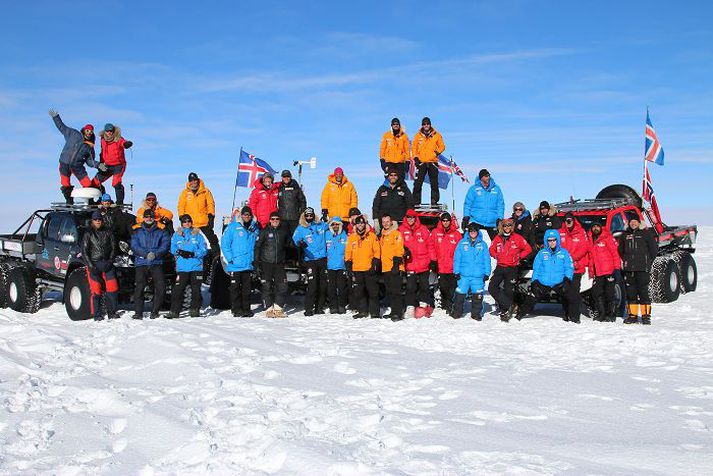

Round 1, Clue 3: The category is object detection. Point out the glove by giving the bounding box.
[496,218,502,228]
[321,209,329,222]
[208,214,215,229]
[159,216,170,225]
[414,157,421,167]
[403,247,411,260]
[483,275,489,282]
[97,162,109,172]
[345,261,353,273]
[371,258,381,274]
[461,217,470,231]
[391,257,402,275]
[298,240,308,248]
[429,261,438,273]
[48,108,58,118]
[123,141,133,149]
[146,252,156,262]
[454,273,461,281]
[178,250,195,258]
[380,158,386,172]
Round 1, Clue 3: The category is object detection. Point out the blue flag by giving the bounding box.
[406,154,453,189]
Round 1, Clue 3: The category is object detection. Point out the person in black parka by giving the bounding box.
[619,216,658,325]
[277,169,307,237]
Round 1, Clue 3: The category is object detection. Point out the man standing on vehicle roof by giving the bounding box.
[462,169,504,240]
[558,212,589,323]
[345,215,381,319]
[489,217,531,321]
[518,229,579,322]
[588,222,621,322]
[166,214,207,319]
[82,211,119,321]
[428,212,462,315]
[255,211,290,318]
[411,117,445,205]
[178,172,219,253]
[131,209,171,319]
[619,216,657,325]
[372,167,413,226]
[93,123,133,205]
[530,201,562,250]
[379,118,410,180]
[136,192,174,234]
[48,109,100,204]
[221,206,260,318]
[293,207,329,316]
[321,167,358,221]
[277,169,307,237]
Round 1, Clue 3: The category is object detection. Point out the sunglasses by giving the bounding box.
[441,218,451,222]
[514,208,524,211]
[503,223,513,227]
[547,238,557,241]
[270,217,280,221]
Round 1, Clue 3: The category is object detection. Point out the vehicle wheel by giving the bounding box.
[6,266,40,314]
[650,256,680,303]
[596,184,643,209]
[671,251,697,293]
[64,268,92,320]
[612,278,625,318]
[209,255,231,310]
[202,251,215,286]
[0,261,12,308]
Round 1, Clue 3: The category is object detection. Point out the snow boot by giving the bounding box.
[115,183,125,205]
[470,294,483,321]
[242,309,254,318]
[641,305,651,325]
[132,313,143,320]
[61,186,74,204]
[388,313,404,321]
[93,314,105,321]
[423,305,434,318]
[108,312,120,320]
[624,315,639,324]
[451,293,466,319]
[642,315,651,325]
[353,312,368,319]
[189,308,200,318]
[165,311,179,319]
[150,312,160,319]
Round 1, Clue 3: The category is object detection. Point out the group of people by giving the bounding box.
[59,113,657,324]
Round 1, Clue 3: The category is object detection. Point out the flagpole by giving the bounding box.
[231,146,243,213]
[450,155,456,215]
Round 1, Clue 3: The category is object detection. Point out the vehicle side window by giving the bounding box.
[624,209,641,227]
[59,215,78,241]
[610,213,625,233]
[46,214,62,241]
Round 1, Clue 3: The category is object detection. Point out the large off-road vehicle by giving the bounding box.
[516,184,697,318]
[0,189,182,320]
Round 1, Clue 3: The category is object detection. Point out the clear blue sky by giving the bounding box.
[1,0,712,230]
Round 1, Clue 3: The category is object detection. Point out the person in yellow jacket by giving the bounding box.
[345,215,381,318]
[135,192,174,234]
[178,172,219,252]
[379,117,410,180]
[321,167,358,221]
[411,116,445,205]
[379,213,406,321]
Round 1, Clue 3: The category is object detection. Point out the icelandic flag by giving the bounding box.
[406,154,453,189]
[645,110,665,165]
[643,161,664,232]
[236,149,278,188]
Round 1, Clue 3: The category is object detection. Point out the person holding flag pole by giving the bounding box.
[232,148,279,228]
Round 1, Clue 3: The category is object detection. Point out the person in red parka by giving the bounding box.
[588,222,621,322]
[248,172,280,228]
[399,209,433,315]
[93,123,133,204]
[489,217,532,321]
[558,212,589,323]
[427,212,461,314]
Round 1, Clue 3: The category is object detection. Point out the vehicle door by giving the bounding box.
[35,212,64,276]
[56,213,81,276]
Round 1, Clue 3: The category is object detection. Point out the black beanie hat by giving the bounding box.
[241,206,253,216]
[539,200,550,209]
[391,117,400,125]
[188,172,199,182]
[348,207,361,217]
[421,116,431,125]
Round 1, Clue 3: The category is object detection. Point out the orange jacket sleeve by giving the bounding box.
[206,189,216,216]
[435,132,445,156]
[321,183,329,212]
[372,233,381,260]
[178,190,187,217]
[345,235,354,263]
[401,133,410,162]
[411,132,420,159]
[379,133,387,160]
[349,182,358,210]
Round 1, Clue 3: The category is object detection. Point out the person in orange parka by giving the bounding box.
[321,167,358,221]
[587,222,622,322]
[345,215,381,319]
[178,172,219,252]
[135,192,174,234]
[379,213,405,321]
[428,212,462,315]
[411,117,445,205]
[248,172,280,228]
[399,208,433,315]
[379,118,410,180]
[558,212,590,321]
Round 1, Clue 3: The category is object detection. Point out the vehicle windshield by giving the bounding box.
[573,215,607,231]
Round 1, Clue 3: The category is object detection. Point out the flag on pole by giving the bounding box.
[643,161,664,231]
[645,110,665,165]
[236,149,278,188]
[450,157,470,183]
[406,154,456,189]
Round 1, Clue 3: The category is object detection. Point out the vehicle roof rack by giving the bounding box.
[49,202,134,212]
[554,198,631,212]
[413,203,449,213]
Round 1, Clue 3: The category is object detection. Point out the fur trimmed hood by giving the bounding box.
[100,125,123,142]
[533,204,558,218]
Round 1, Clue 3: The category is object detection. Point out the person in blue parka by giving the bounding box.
[462,168,504,240]
[518,228,580,323]
[166,214,207,319]
[325,216,349,314]
[452,222,492,320]
[221,206,260,317]
[293,207,329,316]
[131,209,171,319]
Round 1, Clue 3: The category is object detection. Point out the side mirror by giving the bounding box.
[60,234,75,244]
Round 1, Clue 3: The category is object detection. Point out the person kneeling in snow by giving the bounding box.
[166,214,207,319]
[518,229,579,322]
[452,223,491,320]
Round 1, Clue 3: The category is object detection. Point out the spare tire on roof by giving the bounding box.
[596,184,642,209]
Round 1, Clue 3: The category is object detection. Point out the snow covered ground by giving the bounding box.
[1,228,712,475]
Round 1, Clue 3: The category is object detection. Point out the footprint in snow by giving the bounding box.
[333,362,356,374]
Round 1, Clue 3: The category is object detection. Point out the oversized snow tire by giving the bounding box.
[64,268,93,321]
[202,251,215,286]
[671,251,697,294]
[583,279,624,320]
[209,255,231,310]
[0,261,11,308]
[6,266,40,314]
[650,256,680,303]
[596,184,643,209]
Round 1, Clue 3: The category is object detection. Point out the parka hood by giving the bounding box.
[176,226,200,237]
[533,204,558,218]
[328,216,344,234]
[327,173,351,186]
[543,229,562,249]
[100,125,122,142]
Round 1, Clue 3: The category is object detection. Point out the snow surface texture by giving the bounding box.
[1,229,712,475]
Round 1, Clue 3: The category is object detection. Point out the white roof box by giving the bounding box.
[71,187,102,201]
